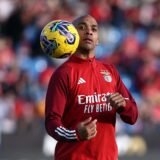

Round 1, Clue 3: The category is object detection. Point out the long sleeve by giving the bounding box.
[45,68,78,141]
[113,66,138,125]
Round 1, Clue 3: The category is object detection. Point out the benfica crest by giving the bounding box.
[100,70,112,82]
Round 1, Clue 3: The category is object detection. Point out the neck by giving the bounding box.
[75,50,95,59]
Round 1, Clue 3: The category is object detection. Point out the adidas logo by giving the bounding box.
[78,77,86,84]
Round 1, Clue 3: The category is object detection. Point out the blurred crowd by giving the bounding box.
[0,0,160,158]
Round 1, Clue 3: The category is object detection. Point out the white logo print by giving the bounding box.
[100,70,112,82]
[78,77,86,84]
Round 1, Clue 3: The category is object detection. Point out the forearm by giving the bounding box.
[45,115,78,142]
[117,100,138,125]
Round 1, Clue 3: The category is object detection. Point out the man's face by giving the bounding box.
[74,15,99,52]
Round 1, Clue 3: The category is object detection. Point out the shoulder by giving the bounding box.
[51,58,73,79]
[96,60,118,72]
[96,60,120,81]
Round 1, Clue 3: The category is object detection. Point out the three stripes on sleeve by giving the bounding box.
[55,126,77,140]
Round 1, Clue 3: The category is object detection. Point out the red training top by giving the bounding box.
[45,55,138,160]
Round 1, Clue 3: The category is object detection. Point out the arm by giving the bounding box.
[110,66,138,125]
[45,69,97,142]
[45,69,78,141]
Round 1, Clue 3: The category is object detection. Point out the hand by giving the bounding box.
[108,92,126,109]
[76,117,97,140]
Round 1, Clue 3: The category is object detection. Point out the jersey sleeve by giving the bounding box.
[112,65,138,125]
[45,68,78,142]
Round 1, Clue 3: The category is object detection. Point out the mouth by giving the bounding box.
[83,38,93,44]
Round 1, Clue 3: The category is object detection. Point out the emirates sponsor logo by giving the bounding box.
[77,92,113,113]
[78,92,110,104]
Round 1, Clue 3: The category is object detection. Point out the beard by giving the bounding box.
[77,42,95,53]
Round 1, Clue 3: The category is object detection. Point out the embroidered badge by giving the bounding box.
[100,70,112,82]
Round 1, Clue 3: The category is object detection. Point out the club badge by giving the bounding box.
[100,70,112,82]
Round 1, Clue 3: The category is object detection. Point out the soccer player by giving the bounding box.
[45,15,138,160]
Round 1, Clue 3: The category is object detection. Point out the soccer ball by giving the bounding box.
[40,20,79,58]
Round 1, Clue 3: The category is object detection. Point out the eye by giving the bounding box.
[78,25,86,30]
[92,27,98,32]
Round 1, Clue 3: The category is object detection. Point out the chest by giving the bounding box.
[64,62,117,122]
[70,63,117,95]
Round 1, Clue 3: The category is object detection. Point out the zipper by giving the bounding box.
[89,60,100,92]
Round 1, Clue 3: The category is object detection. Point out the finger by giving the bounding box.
[82,117,92,125]
[110,93,123,100]
[111,98,126,108]
[88,124,97,132]
[110,97,122,103]
[84,126,96,139]
[109,94,124,104]
[89,127,97,134]
[117,100,126,107]
[110,93,122,99]
[88,122,97,131]
[90,119,97,125]
[85,119,97,136]
[112,97,124,104]
[109,93,119,99]
[87,130,97,140]
[86,119,97,128]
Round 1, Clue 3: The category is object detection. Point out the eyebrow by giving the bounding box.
[78,22,98,28]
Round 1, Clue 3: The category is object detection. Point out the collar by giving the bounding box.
[70,54,96,63]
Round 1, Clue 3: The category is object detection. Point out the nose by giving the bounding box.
[86,27,93,35]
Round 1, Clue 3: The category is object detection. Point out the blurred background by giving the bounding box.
[0,0,160,160]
